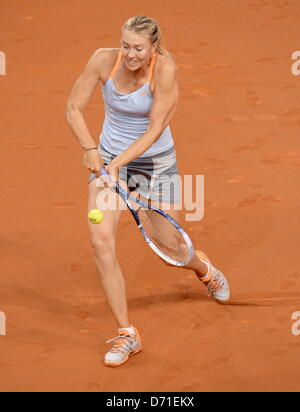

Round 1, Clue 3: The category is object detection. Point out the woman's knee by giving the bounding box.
[90,232,116,260]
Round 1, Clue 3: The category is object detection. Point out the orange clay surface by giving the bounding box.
[1,0,300,392]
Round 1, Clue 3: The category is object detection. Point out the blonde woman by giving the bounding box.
[66,15,230,367]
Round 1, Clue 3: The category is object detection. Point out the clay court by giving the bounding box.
[1,0,300,392]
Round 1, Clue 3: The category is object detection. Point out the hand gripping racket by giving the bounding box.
[101,168,194,266]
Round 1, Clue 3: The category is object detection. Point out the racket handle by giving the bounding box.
[101,168,108,176]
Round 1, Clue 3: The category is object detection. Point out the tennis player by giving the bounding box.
[66,15,230,367]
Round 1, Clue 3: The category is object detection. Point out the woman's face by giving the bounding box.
[120,30,155,71]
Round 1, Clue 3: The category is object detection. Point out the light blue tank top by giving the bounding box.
[100,50,174,158]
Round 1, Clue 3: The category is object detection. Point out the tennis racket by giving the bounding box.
[101,168,194,266]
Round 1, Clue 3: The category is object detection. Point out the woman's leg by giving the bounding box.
[88,179,132,329]
[88,178,143,367]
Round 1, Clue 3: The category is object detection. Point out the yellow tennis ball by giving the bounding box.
[88,209,104,224]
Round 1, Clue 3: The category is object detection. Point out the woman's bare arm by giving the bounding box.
[66,48,104,149]
[66,49,109,174]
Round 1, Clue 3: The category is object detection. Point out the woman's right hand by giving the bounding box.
[83,149,103,176]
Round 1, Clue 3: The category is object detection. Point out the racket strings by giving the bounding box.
[137,208,191,264]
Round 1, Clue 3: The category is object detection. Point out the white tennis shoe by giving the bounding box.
[196,251,231,303]
[104,327,142,367]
